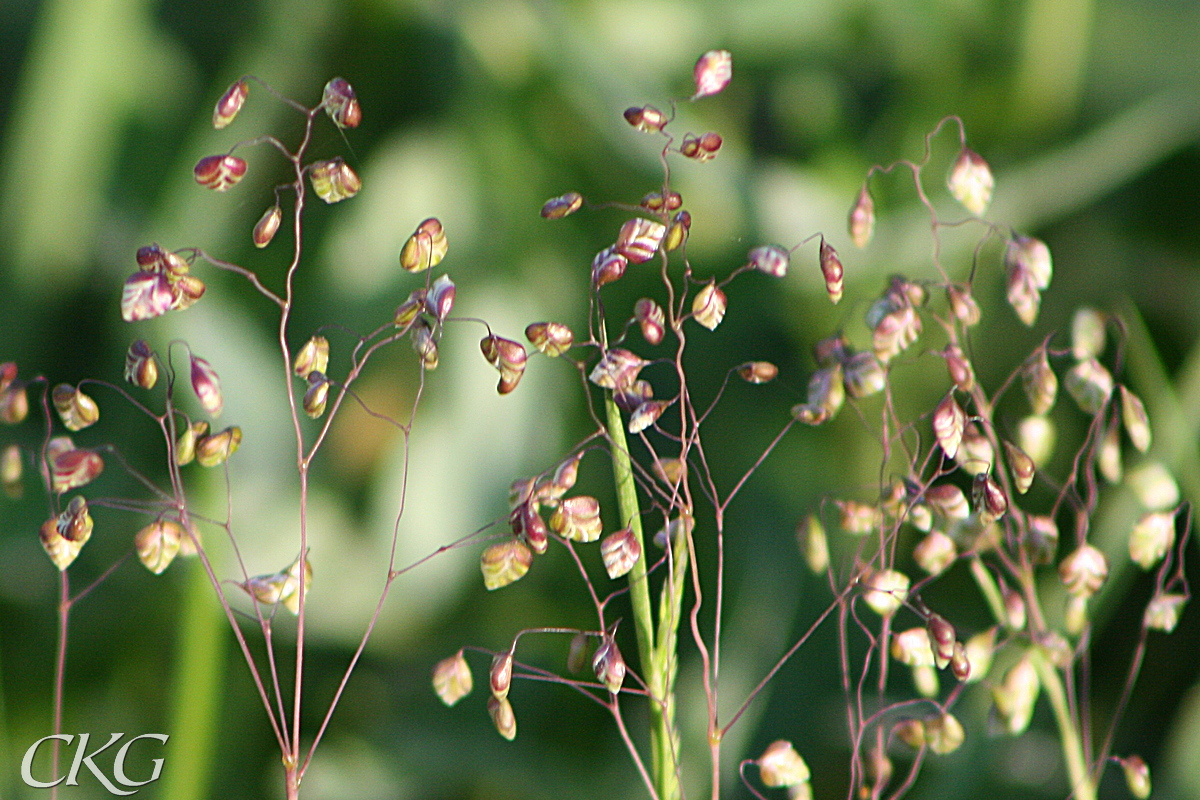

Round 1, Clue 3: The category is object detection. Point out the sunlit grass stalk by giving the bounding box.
[969,553,1095,800]
[1030,648,1096,800]
[604,391,681,800]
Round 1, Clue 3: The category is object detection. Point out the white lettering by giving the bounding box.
[113,734,169,788]
[20,734,73,789]
[21,733,169,795]
[66,733,135,796]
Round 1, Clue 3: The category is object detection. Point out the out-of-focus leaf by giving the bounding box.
[0,0,186,290]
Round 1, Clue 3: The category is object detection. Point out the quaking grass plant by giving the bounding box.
[432,50,1190,800]
[0,75,490,799]
[0,45,1188,800]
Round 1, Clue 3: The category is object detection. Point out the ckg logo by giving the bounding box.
[21,733,169,795]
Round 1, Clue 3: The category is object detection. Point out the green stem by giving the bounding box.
[654,522,688,797]
[1030,647,1096,800]
[605,393,679,800]
[969,556,1007,627]
[970,559,1095,800]
[160,562,226,800]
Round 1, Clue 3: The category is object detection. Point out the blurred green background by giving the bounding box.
[2,0,1200,798]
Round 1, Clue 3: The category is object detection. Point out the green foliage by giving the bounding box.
[2,2,1200,799]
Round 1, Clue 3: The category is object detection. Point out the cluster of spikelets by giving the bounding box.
[431,52,855,795]
[0,43,1178,800]
[426,47,1182,800]
[0,76,378,607]
[788,127,1180,800]
[430,47,744,744]
[794,293,1178,787]
[1,352,236,573]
